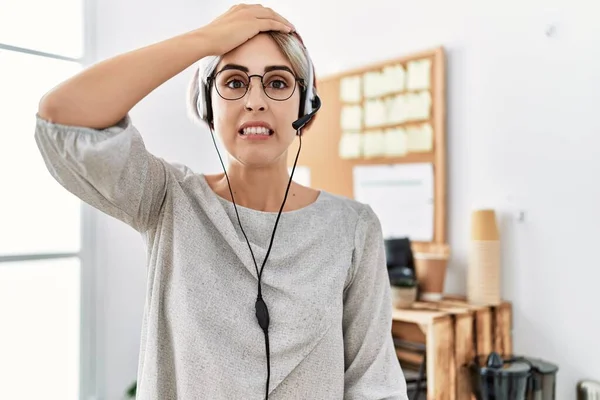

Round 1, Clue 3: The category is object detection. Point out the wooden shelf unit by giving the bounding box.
[392,297,513,400]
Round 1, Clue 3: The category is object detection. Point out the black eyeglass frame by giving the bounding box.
[207,69,306,102]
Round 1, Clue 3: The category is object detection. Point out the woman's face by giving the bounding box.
[211,33,302,168]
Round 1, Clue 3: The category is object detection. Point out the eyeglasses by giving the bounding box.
[209,68,305,102]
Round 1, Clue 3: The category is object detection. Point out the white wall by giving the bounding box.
[89,0,600,399]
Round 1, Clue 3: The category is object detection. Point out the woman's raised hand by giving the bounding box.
[200,4,296,56]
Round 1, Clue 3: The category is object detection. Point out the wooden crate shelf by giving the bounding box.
[392,297,513,400]
[392,308,455,400]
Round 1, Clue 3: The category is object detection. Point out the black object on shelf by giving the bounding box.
[386,237,417,289]
[577,380,600,400]
[469,353,530,400]
[389,266,417,288]
[523,356,559,400]
[469,352,559,400]
[385,238,415,271]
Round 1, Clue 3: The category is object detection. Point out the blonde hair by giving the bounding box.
[186,31,314,127]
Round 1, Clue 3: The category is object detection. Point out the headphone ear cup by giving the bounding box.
[205,83,213,128]
[298,87,307,119]
[298,81,316,119]
[196,78,213,128]
[311,94,319,110]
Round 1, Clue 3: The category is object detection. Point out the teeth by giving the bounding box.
[242,127,271,135]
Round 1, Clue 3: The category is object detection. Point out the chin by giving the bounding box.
[233,148,283,168]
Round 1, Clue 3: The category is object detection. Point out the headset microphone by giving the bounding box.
[292,95,321,131]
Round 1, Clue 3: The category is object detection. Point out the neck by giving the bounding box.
[220,160,296,212]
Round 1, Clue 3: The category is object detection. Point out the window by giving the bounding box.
[0,51,82,256]
[0,1,90,399]
[0,0,84,58]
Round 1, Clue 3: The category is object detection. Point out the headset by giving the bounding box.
[195,32,321,400]
[196,34,321,134]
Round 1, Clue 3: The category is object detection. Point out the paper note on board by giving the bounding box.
[384,128,407,157]
[340,75,362,102]
[364,99,387,127]
[406,123,433,152]
[407,58,432,90]
[353,163,434,241]
[406,91,432,121]
[388,94,409,124]
[362,131,386,158]
[384,64,406,93]
[363,71,381,98]
[364,70,399,98]
[339,132,362,159]
[340,105,362,130]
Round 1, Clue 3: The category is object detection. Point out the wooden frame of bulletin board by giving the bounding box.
[288,47,447,250]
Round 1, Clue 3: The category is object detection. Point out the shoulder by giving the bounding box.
[319,190,375,216]
[317,191,380,232]
[321,192,383,247]
[150,160,215,199]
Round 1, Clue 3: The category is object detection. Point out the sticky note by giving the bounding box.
[384,64,406,92]
[341,105,362,130]
[362,130,386,158]
[364,99,386,127]
[339,132,363,159]
[406,123,434,152]
[340,76,362,103]
[387,94,409,124]
[406,91,432,121]
[407,58,432,90]
[384,128,407,157]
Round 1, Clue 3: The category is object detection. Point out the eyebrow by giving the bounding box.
[218,64,295,75]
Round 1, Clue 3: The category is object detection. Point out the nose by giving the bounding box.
[244,76,268,113]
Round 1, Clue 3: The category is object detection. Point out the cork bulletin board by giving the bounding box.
[288,47,447,249]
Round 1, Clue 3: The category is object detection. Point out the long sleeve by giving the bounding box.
[34,114,167,232]
[343,205,409,400]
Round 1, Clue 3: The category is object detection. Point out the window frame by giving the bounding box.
[0,0,100,399]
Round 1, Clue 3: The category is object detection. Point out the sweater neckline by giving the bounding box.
[199,173,325,216]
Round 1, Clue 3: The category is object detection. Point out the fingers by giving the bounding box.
[249,5,295,32]
[265,7,296,32]
[258,18,293,34]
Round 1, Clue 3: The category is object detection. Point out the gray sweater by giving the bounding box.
[34,114,408,400]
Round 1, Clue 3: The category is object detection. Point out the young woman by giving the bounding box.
[35,4,408,399]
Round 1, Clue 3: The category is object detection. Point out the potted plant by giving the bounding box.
[125,381,136,399]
